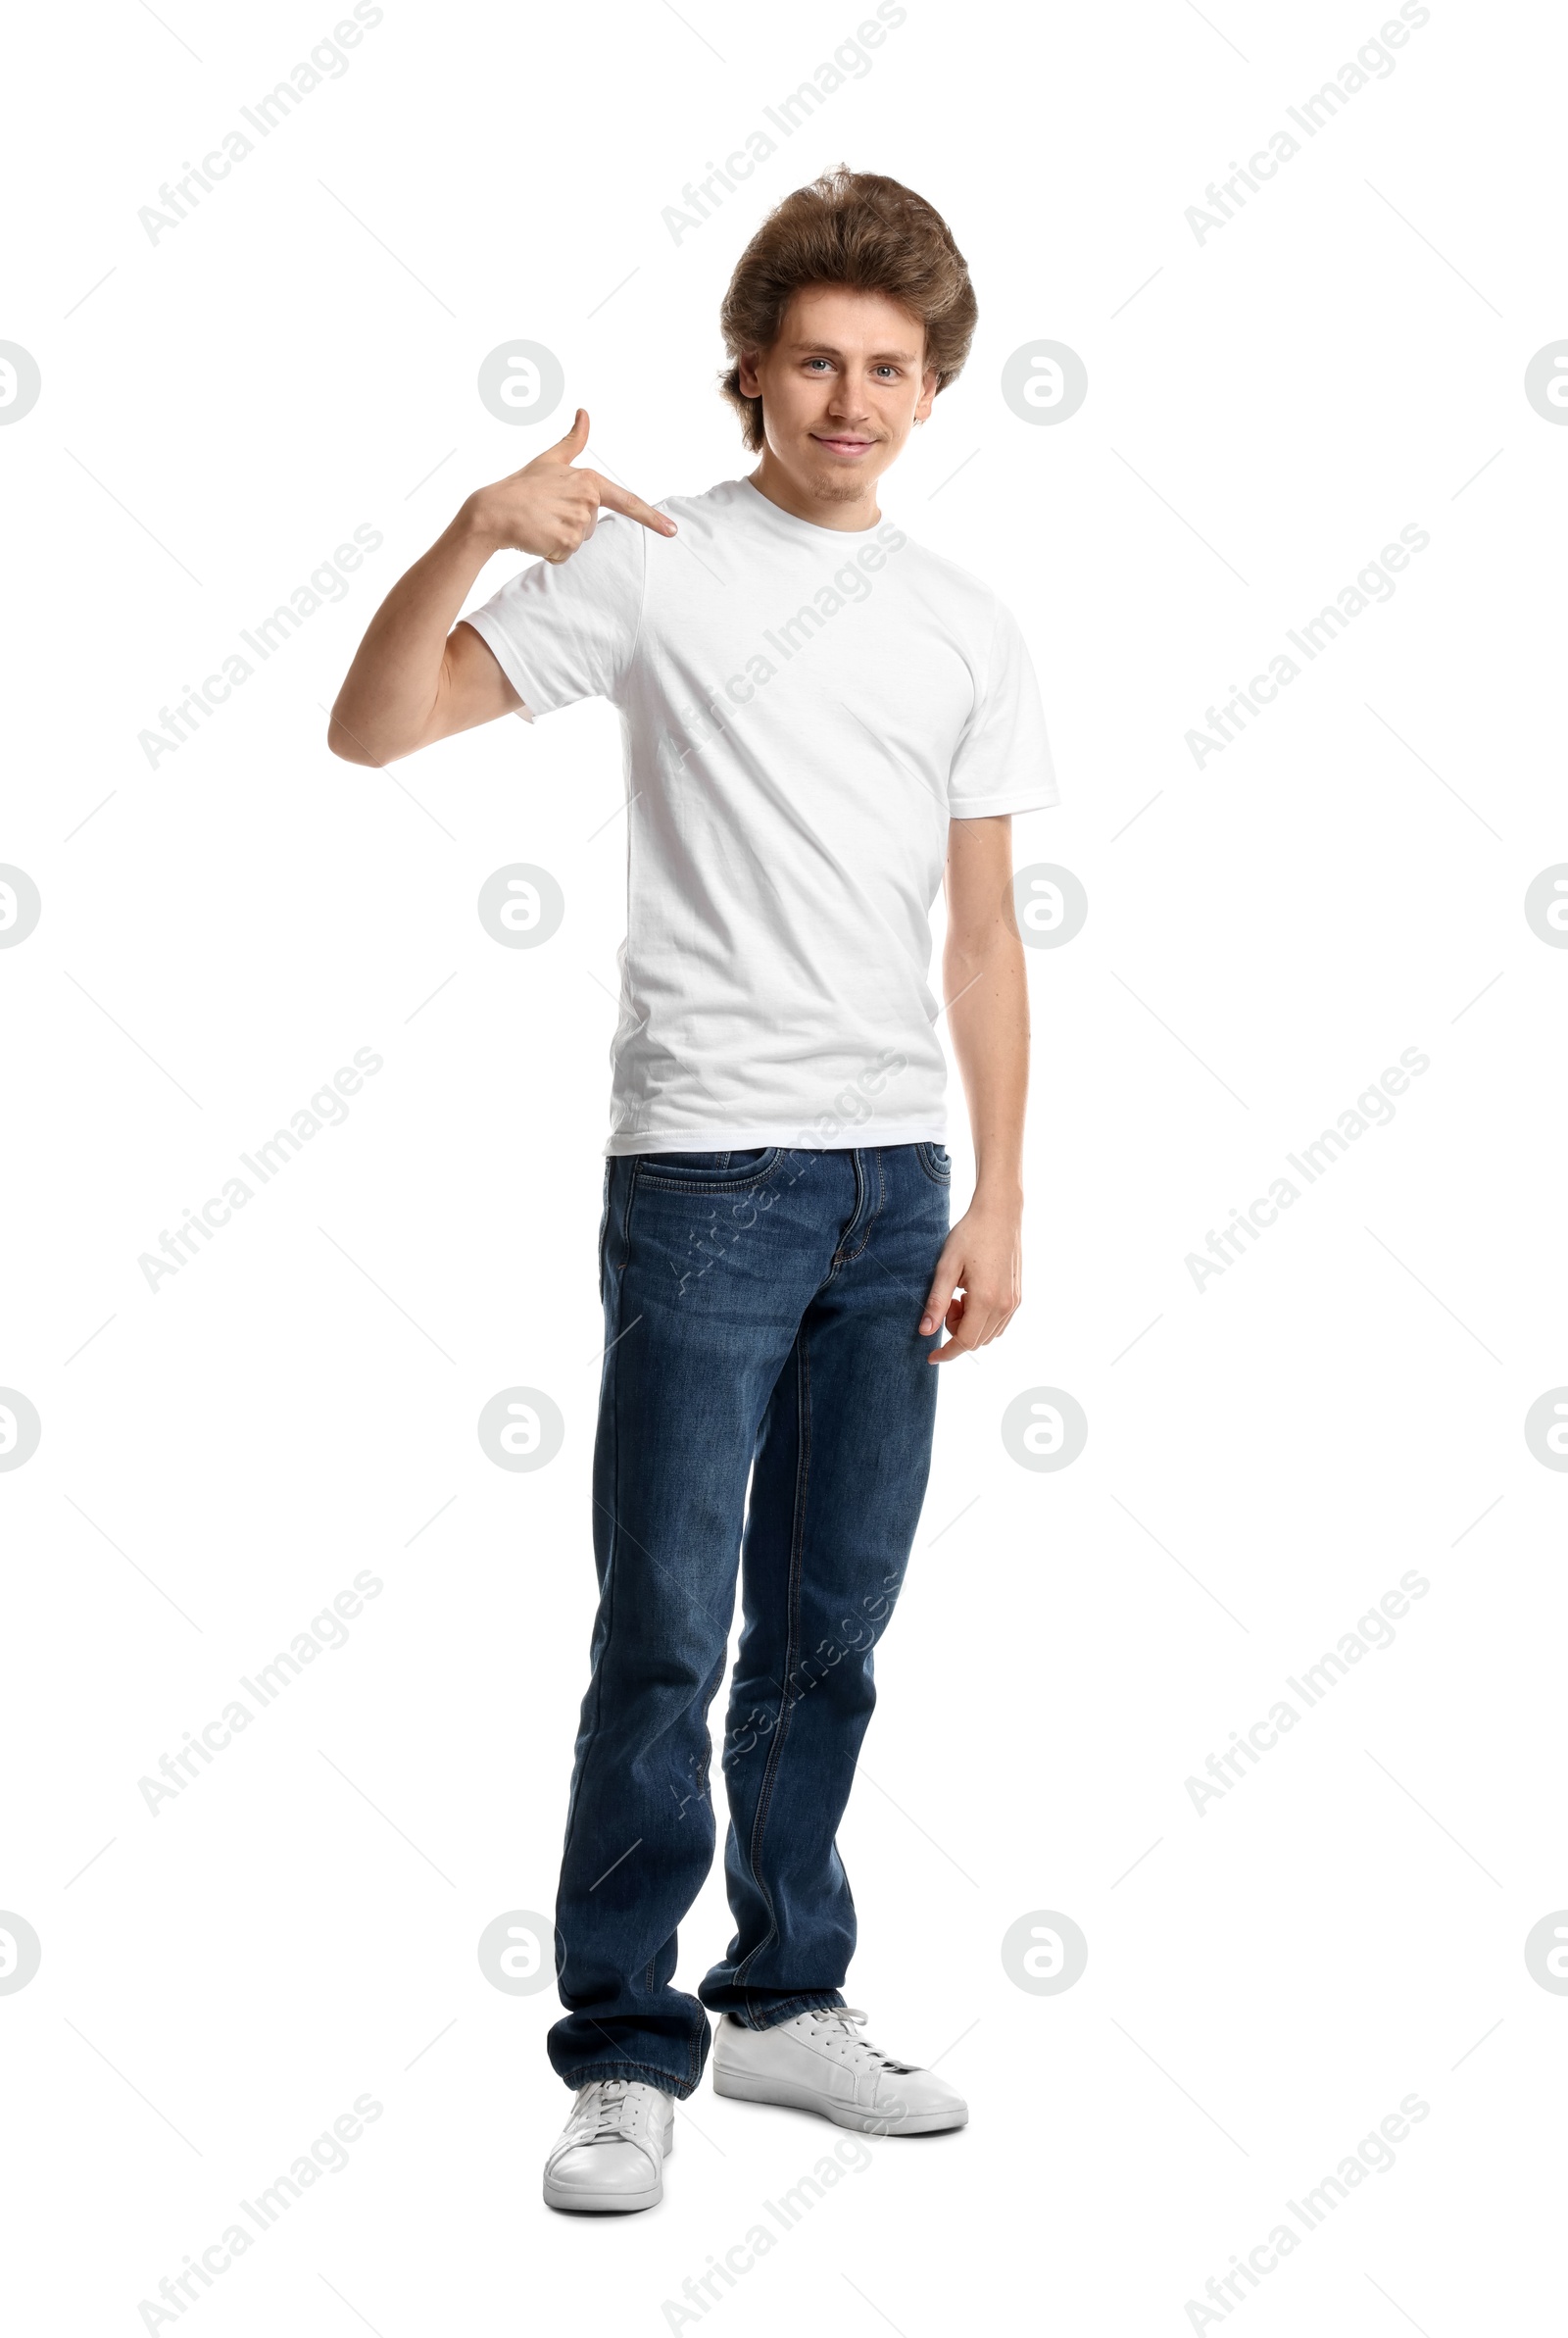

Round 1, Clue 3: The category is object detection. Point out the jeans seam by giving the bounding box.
[615,1156,643,1268]
[743,1990,847,2031]
[824,1149,863,1281]
[834,1147,887,1268]
[734,1327,811,1986]
[596,1162,612,1302]
[557,2056,699,2100]
[560,1173,625,1863]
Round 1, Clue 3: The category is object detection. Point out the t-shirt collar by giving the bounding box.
[736,474,887,543]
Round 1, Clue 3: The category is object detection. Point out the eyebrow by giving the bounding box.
[783,341,922,363]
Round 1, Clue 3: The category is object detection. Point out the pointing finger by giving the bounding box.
[594,476,677,536]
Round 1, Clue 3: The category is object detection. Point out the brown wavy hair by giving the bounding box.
[718,167,977,452]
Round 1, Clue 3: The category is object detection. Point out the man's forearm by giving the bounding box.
[329,419,675,768]
[327,500,500,765]
[943,928,1029,1199]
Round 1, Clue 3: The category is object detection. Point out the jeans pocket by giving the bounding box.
[636,1148,781,1187]
[916,1142,952,1184]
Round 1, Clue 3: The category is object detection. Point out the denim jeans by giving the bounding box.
[548,1142,952,2097]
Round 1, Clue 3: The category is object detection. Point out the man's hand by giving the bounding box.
[468,407,676,564]
[327,408,676,766]
[918,1191,1022,1364]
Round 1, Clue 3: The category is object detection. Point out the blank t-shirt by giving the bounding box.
[463,475,1057,1156]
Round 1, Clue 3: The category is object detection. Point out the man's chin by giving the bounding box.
[799,456,884,504]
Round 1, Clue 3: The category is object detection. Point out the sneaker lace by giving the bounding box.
[572,2079,651,2145]
[806,2007,917,2072]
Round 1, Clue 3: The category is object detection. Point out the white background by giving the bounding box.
[3,0,1564,2330]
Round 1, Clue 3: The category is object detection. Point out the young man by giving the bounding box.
[330,168,1057,2213]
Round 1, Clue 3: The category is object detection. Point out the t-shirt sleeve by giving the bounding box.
[947,596,1059,818]
[459,510,647,720]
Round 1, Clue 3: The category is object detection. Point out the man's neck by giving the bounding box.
[746,452,883,533]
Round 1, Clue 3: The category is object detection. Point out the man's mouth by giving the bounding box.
[810,432,878,456]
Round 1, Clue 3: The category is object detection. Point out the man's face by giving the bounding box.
[738,285,939,509]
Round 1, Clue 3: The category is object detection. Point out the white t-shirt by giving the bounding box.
[463,475,1057,1156]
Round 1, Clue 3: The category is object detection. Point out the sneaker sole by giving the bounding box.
[542,2129,671,2214]
[542,2171,663,2214]
[711,2067,966,2135]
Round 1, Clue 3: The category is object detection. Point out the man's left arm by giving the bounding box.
[919,814,1030,1365]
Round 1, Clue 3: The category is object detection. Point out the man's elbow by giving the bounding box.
[327,716,368,765]
[326,704,400,766]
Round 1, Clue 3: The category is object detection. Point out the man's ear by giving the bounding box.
[914,366,940,423]
[737,349,762,397]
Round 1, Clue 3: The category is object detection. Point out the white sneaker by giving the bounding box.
[542,2078,675,2213]
[710,2007,967,2135]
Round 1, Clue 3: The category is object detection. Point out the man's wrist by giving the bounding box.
[971,1171,1024,1211]
[454,491,508,558]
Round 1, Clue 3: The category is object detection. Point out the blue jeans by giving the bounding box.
[548,1142,952,2097]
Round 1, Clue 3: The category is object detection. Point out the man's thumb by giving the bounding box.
[919,1270,955,1336]
[540,406,589,463]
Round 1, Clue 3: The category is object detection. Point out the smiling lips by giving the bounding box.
[810,431,878,458]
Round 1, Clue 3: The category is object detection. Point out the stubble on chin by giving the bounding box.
[809,474,868,507]
[800,449,888,508]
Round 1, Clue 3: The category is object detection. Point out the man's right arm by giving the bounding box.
[326,408,675,768]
